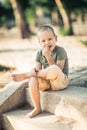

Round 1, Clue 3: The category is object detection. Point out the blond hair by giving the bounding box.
[38,25,56,36]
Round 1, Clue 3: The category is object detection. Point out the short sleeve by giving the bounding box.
[57,48,67,60]
[35,50,42,62]
[35,52,40,62]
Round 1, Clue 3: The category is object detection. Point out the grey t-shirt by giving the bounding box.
[35,45,69,76]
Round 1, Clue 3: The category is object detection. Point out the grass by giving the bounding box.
[59,26,73,36]
[80,40,87,46]
[0,64,15,72]
[0,65,15,89]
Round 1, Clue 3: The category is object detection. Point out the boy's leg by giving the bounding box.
[46,65,69,90]
[37,68,48,79]
[12,70,36,82]
[37,65,59,79]
[26,77,41,118]
[37,65,68,90]
[26,65,68,118]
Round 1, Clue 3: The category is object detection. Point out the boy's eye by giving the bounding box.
[41,38,52,43]
[49,38,52,41]
[41,40,45,42]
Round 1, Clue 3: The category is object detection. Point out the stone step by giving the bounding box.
[2,109,72,130]
[25,86,87,120]
[1,68,87,130]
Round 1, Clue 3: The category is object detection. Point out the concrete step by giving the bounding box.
[2,109,72,130]
[1,68,87,130]
[25,86,87,120]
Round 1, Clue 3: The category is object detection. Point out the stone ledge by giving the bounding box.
[25,86,87,119]
[0,80,29,114]
[1,67,87,129]
[69,68,87,80]
[0,80,28,130]
[2,109,72,130]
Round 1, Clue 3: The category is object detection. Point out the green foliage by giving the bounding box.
[25,0,56,25]
[28,0,56,9]
[63,0,87,14]
[18,0,30,10]
[0,16,6,26]
[1,0,87,35]
[25,8,36,24]
[0,2,14,26]
[1,0,11,9]
[0,65,14,72]
[59,26,73,36]
[80,40,87,46]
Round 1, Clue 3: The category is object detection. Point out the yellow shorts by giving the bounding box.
[38,65,69,91]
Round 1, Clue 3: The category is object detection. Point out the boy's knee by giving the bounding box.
[28,77,38,86]
[46,65,62,80]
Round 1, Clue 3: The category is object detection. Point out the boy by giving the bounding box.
[12,25,69,118]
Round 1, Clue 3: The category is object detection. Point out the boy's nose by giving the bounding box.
[46,41,49,44]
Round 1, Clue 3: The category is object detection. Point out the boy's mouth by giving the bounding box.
[48,45,52,49]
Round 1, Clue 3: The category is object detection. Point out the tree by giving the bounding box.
[10,0,31,38]
[55,0,70,33]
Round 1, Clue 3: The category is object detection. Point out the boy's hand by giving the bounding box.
[42,47,55,65]
[43,47,51,57]
[30,68,37,77]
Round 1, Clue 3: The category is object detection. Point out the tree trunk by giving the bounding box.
[51,10,58,25]
[55,0,70,31]
[10,0,31,38]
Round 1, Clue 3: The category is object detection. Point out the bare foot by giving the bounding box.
[12,74,26,82]
[12,69,37,82]
[26,108,41,118]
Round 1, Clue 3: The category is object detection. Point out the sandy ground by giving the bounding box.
[0,36,87,71]
[0,35,87,89]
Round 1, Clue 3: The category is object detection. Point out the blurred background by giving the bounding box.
[0,0,87,37]
[0,0,87,89]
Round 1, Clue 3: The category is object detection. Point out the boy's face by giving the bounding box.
[38,30,57,52]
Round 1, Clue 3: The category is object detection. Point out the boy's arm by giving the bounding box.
[34,62,42,71]
[56,60,65,70]
[43,47,55,65]
[43,47,66,71]
[45,54,65,70]
[45,53,65,70]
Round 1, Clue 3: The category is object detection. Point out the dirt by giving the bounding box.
[0,71,12,90]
